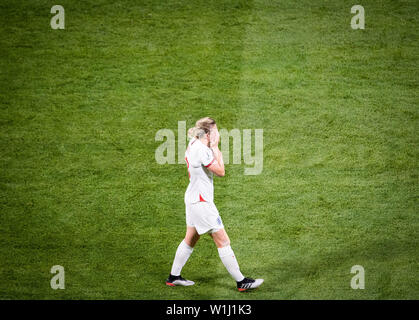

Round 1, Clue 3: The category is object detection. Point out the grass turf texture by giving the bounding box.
[0,0,418,299]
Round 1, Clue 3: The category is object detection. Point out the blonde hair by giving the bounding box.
[187,117,216,139]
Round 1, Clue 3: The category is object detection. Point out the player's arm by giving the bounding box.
[206,127,224,177]
[207,146,225,177]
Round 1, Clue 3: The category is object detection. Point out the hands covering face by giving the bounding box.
[209,126,220,148]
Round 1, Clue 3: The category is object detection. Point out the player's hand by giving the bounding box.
[209,127,220,148]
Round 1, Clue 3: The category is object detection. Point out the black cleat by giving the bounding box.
[237,277,264,292]
[166,274,195,287]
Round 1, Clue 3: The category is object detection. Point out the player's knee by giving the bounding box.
[210,229,230,248]
[218,238,230,248]
[222,240,231,247]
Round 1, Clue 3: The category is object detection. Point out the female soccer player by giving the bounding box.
[166,117,264,292]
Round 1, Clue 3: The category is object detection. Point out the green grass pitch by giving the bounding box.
[0,0,417,299]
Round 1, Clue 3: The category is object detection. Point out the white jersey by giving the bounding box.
[184,138,215,204]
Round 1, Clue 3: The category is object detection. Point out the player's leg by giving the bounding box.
[210,228,264,291]
[210,228,244,281]
[209,227,230,248]
[166,226,198,287]
[184,225,200,248]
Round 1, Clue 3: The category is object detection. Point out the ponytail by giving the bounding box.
[187,127,206,140]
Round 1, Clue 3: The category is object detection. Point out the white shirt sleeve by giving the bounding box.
[201,146,215,167]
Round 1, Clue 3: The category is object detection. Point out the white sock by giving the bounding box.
[170,240,194,276]
[218,245,245,282]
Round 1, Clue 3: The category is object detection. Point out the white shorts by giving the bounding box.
[185,202,224,235]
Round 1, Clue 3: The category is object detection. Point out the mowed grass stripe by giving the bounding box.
[224,0,418,299]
